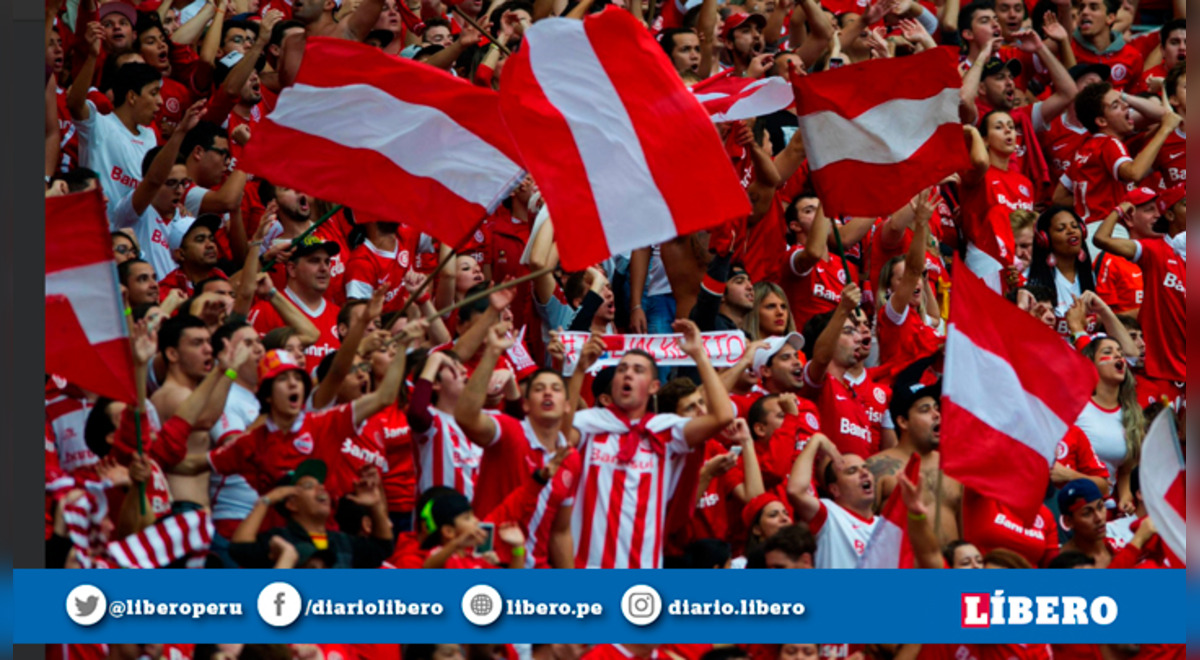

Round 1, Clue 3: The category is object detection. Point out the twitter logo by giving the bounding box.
[66,585,106,626]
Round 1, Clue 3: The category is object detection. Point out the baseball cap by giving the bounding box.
[400,44,423,59]
[1125,186,1159,208]
[981,56,1022,79]
[741,492,792,529]
[290,234,341,260]
[1068,62,1111,83]
[721,12,767,39]
[167,214,221,252]
[751,332,805,376]
[1156,184,1184,215]
[282,458,328,486]
[887,376,942,425]
[1057,478,1102,515]
[98,1,138,25]
[428,491,473,532]
[258,348,306,383]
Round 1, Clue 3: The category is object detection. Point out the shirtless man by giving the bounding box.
[864,374,962,545]
[151,315,219,509]
[277,0,388,89]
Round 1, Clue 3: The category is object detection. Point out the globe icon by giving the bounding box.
[470,593,493,616]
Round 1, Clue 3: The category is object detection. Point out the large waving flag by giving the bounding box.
[241,37,525,248]
[45,189,138,404]
[692,71,795,123]
[1139,407,1185,560]
[792,47,969,217]
[940,266,1098,522]
[499,8,750,271]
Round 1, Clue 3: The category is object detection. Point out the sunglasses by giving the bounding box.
[114,244,139,257]
[206,146,232,159]
[164,177,192,189]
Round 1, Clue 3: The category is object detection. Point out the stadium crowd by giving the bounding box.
[43,0,1185,586]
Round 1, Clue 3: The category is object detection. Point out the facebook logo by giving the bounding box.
[258,583,302,627]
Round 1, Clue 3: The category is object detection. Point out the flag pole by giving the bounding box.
[133,409,146,516]
[430,266,554,319]
[260,203,345,271]
[830,221,855,290]
[458,11,511,56]
[932,466,944,542]
[394,214,495,316]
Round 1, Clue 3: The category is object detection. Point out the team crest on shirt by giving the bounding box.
[873,388,887,404]
[294,432,315,455]
[836,269,847,284]
[1055,440,1068,460]
[166,97,180,114]
[398,250,410,269]
[560,470,574,490]
[1033,515,1045,529]
[805,412,820,429]
[1111,64,1128,81]
[474,230,485,243]
[52,374,69,390]
[1019,184,1031,197]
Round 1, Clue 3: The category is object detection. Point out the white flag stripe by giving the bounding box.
[857,518,903,568]
[163,515,187,558]
[1139,411,1185,558]
[271,83,523,209]
[107,542,131,567]
[703,79,794,123]
[942,323,1064,464]
[45,262,127,345]
[524,20,678,253]
[799,88,961,169]
[127,534,154,568]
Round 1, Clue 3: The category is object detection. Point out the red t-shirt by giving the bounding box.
[1093,251,1143,314]
[158,266,228,301]
[801,364,874,458]
[361,405,416,513]
[782,248,856,332]
[874,303,942,387]
[960,165,1034,270]
[1152,127,1186,189]
[1070,38,1145,91]
[343,237,417,313]
[387,531,426,568]
[248,291,342,363]
[848,371,891,451]
[472,412,566,519]
[156,76,193,137]
[1134,237,1185,381]
[1055,425,1110,480]
[961,489,1059,567]
[1064,134,1134,222]
[1039,113,1091,186]
[208,404,359,495]
[742,192,789,286]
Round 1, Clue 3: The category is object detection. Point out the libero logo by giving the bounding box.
[961,592,1118,627]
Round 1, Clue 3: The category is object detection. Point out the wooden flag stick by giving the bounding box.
[458,11,511,55]
[261,203,345,271]
[430,266,554,319]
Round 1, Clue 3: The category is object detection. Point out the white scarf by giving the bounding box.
[1165,231,1186,261]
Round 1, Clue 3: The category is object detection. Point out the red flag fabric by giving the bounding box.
[691,71,795,123]
[1139,407,1185,560]
[240,37,525,249]
[499,8,751,271]
[940,265,1099,522]
[45,189,137,404]
[856,453,920,568]
[791,47,970,218]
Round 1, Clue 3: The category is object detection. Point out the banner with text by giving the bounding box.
[560,331,747,376]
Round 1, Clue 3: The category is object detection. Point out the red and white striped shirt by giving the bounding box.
[570,408,692,569]
[414,408,483,500]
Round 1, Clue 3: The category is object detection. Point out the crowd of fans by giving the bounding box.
[43,0,1185,585]
[47,642,1188,660]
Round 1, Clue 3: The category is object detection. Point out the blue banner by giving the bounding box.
[14,569,1184,643]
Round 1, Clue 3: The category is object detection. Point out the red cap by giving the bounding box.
[1125,186,1159,208]
[258,349,304,383]
[138,0,163,12]
[98,1,138,25]
[721,12,767,39]
[1156,184,1185,216]
[741,492,792,530]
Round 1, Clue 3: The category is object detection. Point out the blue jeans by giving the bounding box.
[643,294,676,384]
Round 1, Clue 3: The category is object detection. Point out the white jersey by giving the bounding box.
[812,498,880,569]
[569,408,691,569]
[209,383,261,526]
[414,408,483,501]
[46,389,97,474]
[110,190,185,281]
[74,99,156,216]
[1075,401,1126,490]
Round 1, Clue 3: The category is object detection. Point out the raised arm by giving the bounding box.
[888,190,933,316]
[1118,107,1182,182]
[311,286,387,410]
[1092,202,1139,260]
[128,102,205,219]
[679,319,736,447]
[563,332,605,445]
[785,432,838,521]
[789,203,830,278]
[172,0,218,46]
[353,320,427,425]
[198,0,227,65]
[696,0,718,77]
[959,37,1001,125]
[1016,30,1077,122]
[455,323,513,446]
[794,0,834,65]
[899,469,945,568]
[1079,291,1138,357]
[341,0,387,41]
[66,22,104,121]
[803,282,861,386]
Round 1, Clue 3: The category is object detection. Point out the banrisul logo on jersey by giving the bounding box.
[961,592,1118,628]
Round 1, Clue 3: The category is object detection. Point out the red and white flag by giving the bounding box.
[1139,407,1185,560]
[940,266,1098,521]
[692,71,795,123]
[857,453,920,568]
[46,189,138,404]
[792,47,969,218]
[499,8,750,271]
[241,37,525,249]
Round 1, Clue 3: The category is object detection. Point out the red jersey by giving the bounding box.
[387,530,426,568]
[1093,251,1143,313]
[686,438,745,552]
[1152,127,1185,188]
[846,370,891,451]
[583,646,661,660]
[919,646,1052,660]
[343,237,416,313]
[801,363,874,458]
[486,212,535,347]
[961,489,1059,567]
[208,403,359,495]
[156,77,192,136]
[1055,425,1110,480]
[570,408,692,568]
[247,290,342,362]
[1039,113,1091,185]
[1065,133,1133,222]
[157,266,227,301]
[414,408,483,501]
[361,405,416,513]
[742,192,789,285]
[1070,38,1145,91]
[960,165,1034,273]
[875,302,942,387]
[224,104,262,171]
[1052,646,1102,660]
[1134,237,1185,381]
[54,87,81,172]
[782,248,855,331]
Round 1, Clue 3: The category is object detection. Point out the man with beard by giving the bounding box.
[720,13,769,78]
[249,236,343,361]
[1057,479,1115,567]
[690,254,754,332]
[864,373,963,544]
[660,28,702,78]
[158,214,226,299]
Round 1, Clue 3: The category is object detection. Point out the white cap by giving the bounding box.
[751,332,805,377]
[167,214,221,253]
